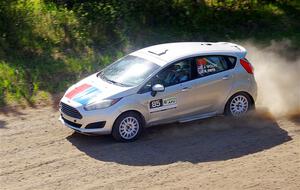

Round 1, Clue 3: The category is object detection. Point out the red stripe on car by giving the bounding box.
[65,84,92,99]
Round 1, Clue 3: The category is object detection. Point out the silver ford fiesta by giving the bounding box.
[59,42,257,142]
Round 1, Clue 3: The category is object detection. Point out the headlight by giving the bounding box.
[84,98,122,111]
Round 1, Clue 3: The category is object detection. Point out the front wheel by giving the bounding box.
[112,112,144,142]
[225,93,253,117]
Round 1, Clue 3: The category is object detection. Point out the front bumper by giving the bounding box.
[58,99,120,135]
[59,115,111,135]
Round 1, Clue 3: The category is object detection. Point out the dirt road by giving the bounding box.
[0,106,299,189]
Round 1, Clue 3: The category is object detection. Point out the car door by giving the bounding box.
[186,55,237,115]
[138,58,195,124]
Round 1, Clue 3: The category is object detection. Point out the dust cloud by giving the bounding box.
[241,40,300,117]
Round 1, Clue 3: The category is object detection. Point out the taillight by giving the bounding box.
[240,58,254,74]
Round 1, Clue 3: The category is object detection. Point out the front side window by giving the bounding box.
[99,55,160,87]
[156,59,192,87]
[139,59,192,93]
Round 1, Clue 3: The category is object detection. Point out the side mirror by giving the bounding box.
[151,84,165,97]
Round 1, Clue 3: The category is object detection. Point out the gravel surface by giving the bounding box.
[0,106,299,190]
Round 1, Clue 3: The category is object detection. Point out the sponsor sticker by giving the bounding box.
[149,97,177,113]
[197,58,217,75]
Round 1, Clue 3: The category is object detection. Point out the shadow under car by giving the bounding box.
[67,110,291,166]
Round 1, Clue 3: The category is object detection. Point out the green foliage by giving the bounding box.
[0,0,299,106]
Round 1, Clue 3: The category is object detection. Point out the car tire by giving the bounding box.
[225,92,253,117]
[112,111,144,142]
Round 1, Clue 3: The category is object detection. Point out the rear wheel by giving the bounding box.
[112,112,144,142]
[225,93,252,117]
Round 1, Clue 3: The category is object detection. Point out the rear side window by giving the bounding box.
[226,56,237,69]
[194,55,236,78]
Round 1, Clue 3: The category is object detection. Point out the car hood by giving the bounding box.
[63,73,135,106]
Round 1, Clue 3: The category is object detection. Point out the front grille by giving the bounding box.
[61,116,82,128]
[60,102,82,119]
[85,121,106,129]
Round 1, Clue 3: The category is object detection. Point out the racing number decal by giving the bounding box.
[149,97,177,113]
[150,99,163,109]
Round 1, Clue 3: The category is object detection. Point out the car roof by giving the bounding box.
[131,42,247,66]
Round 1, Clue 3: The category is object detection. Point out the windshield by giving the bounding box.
[99,55,160,87]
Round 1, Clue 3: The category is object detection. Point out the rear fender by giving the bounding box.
[218,83,252,114]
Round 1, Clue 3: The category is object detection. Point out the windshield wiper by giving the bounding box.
[98,73,128,87]
[111,81,128,87]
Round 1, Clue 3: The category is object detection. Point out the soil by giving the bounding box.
[0,106,299,189]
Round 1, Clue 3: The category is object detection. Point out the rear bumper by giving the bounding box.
[250,78,258,102]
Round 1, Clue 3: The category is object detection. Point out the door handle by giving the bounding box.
[222,75,230,80]
[181,86,191,92]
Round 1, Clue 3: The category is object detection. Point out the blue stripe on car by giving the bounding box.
[73,87,101,105]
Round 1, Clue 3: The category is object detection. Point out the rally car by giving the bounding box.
[59,42,257,142]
